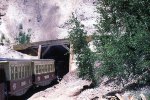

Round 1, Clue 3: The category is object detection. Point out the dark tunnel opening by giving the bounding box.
[41,45,70,79]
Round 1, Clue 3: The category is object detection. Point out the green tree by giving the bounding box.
[94,0,150,85]
[69,14,96,85]
[16,24,31,44]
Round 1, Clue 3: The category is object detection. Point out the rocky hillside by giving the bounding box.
[28,71,150,100]
[0,0,97,43]
[0,0,97,58]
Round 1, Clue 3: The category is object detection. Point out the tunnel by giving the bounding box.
[41,45,70,79]
[13,39,70,80]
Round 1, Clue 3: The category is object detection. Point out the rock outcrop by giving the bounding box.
[0,0,97,43]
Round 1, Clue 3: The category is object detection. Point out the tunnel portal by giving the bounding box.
[42,45,69,78]
[13,39,70,79]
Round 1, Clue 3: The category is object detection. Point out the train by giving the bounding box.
[0,58,56,100]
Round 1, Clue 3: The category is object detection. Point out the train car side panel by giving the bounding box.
[34,72,55,86]
[32,59,56,86]
[8,60,32,96]
[9,76,32,96]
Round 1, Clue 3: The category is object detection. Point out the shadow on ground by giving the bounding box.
[8,79,58,100]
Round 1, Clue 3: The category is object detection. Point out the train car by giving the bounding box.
[32,59,56,86]
[0,59,32,96]
[0,62,6,100]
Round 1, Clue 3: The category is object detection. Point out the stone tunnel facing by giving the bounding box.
[41,45,70,79]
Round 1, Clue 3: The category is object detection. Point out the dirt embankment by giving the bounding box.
[28,70,150,100]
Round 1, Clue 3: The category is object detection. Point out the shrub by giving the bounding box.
[69,14,96,85]
[16,24,31,44]
[94,0,150,85]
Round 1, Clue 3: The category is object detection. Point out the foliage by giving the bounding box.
[0,34,10,45]
[69,14,96,85]
[94,0,150,85]
[1,34,5,43]
[16,24,31,44]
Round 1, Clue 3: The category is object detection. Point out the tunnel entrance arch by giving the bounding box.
[13,39,70,79]
[41,45,69,78]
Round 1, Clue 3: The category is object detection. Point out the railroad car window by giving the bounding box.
[25,65,28,77]
[28,65,30,75]
[38,65,39,74]
[14,65,16,80]
[23,65,25,78]
[15,66,18,80]
[21,65,23,78]
[49,65,52,72]
[51,64,53,72]
[26,65,31,77]
[52,64,54,72]
[36,65,38,74]
[24,65,26,77]
[30,65,31,75]
[34,65,36,74]
[30,64,32,75]
[47,64,50,72]
[45,65,47,73]
[27,65,29,76]
[52,65,54,72]
[21,66,23,78]
[47,65,49,72]
[43,65,45,73]
[48,65,50,72]
[45,65,48,73]
[53,64,55,72]
[37,65,38,74]
[40,65,42,73]
[42,65,44,73]
[51,65,53,72]
[28,64,30,75]
[46,64,48,72]
[49,65,51,72]
[39,65,41,74]
[10,66,14,80]
[22,66,25,78]
[47,64,49,72]
[18,66,21,79]
[44,65,46,73]
[41,65,43,73]
[38,65,40,74]
[44,65,47,73]
[37,65,39,74]
[24,66,26,78]
[50,65,51,72]
[30,64,31,75]
[29,65,30,75]
[23,65,26,78]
